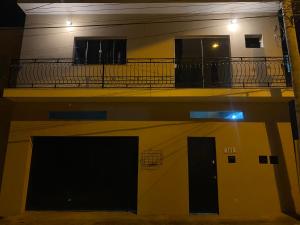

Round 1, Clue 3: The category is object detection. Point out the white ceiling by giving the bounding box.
[19,2,280,15]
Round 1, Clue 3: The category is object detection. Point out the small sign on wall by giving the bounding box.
[140,150,163,169]
[224,147,236,154]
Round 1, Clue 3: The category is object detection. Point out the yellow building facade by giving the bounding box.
[1,0,300,220]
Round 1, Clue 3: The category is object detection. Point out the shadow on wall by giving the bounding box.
[128,35,173,58]
[0,57,13,96]
[0,100,12,193]
[265,121,299,218]
[0,29,24,96]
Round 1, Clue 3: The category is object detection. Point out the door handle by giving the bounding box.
[212,160,215,165]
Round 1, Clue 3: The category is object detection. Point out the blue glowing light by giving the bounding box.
[190,111,244,120]
[224,112,244,120]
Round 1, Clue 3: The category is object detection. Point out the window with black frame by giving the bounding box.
[74,39,126,64]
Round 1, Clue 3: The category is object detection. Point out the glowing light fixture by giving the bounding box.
[66,16,74,32]
[212,42,220,49]
[224,112,244,120]
[66,20,72,26]
[66,19,74,32]
[231,19,237,24]
[228,18,238,32]
[190,111,244,121]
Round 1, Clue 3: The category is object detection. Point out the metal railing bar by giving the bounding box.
[9,57,291,89]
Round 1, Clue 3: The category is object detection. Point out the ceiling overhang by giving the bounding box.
[18,2,281,15]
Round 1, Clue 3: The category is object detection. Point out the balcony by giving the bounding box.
[8,57,291,89]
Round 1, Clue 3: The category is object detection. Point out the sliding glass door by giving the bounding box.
[175,37,230,88]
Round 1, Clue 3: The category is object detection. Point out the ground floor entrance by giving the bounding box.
[188,137,219,214]
[27,136,219,214]
[1,118,298,217]
[26,136,139,212]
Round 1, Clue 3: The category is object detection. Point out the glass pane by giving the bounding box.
[87,40,100,64]
[114,40,127,64]
[202,37,230,58]
[176,39,203,59]
[74,40,87,64]
[100,40,114,64]
[202,37,231,87]
[175,39,203,87]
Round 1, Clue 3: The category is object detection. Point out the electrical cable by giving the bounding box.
[0,14,277,30]
[25,3,54,12]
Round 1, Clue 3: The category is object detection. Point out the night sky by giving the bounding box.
[0,0,25,27]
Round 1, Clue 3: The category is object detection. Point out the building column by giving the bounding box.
[0,100,12,192]
[282,0,300,211]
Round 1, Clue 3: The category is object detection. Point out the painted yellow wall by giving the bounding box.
[4,101,293,121]
[3,87,294,102]
[1,118,299,218]
[3,6,299,220]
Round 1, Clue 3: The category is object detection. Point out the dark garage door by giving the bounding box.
[26,136,138,212]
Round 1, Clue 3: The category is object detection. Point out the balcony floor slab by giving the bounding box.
[3,88,294,103]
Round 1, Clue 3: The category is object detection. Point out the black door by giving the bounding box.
[188,137,219,214]
[175,37,230,88]
[26,136,138,212]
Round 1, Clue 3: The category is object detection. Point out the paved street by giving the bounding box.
[0,212,299,225]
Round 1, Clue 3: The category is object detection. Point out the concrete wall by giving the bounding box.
[0,102,299,218]
[14,13,285,87]
[20,13,282,59]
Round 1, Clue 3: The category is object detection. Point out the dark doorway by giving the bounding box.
[188,137,219,214]
[26,136,138,212]
[175,37,230,88]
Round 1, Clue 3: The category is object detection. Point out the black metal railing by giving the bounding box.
[8,57,291,88]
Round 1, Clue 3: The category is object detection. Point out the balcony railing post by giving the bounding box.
[8,64,16,88]
[201,40,204,88]
[102,61,105,88]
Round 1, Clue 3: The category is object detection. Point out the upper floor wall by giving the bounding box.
[17,1,283,58]
[20,13,283,59]
[0,29,23,96]
[6,1,291,95]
